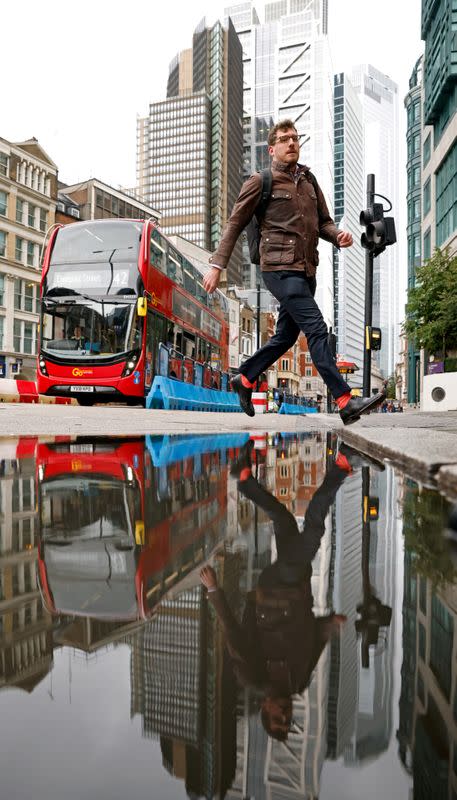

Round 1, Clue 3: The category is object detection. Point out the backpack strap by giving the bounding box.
[307,170,319,193]
[255,168,273,220]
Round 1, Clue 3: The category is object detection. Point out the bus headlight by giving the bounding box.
[39,359,48,376]
[122,352,139,378]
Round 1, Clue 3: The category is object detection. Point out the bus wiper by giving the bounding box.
[45,291,128,306]
[106,249,116,296]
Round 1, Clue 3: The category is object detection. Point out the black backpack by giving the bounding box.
[245,168,273,265]
[245,167,318,265]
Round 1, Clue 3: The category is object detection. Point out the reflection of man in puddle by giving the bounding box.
[201,441,382,741]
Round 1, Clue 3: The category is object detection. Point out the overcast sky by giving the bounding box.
[3,0,423,190]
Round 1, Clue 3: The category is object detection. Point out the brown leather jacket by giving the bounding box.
[209,161,340,277]
[207,586,331,695]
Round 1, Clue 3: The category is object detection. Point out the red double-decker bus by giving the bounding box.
[37,220,229,405]
[36,435,240,623]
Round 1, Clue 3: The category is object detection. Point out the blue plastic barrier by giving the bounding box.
[278,402,318,415]
[145,432,250,468]
[146,376,243,412]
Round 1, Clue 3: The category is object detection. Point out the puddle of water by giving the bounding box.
[0,432,456,800]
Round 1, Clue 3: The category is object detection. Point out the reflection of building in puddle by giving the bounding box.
[129,547,243,798]
[327,467,396,764]
[0,449,53,693]
[398,482,457,799]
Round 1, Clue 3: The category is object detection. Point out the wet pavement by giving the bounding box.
[0,430,456,800]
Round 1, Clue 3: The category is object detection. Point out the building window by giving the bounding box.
[305,367,312,377]
[27,241,34,267]
[0,191,6,217]
[436,140,457,247]
[0,231,6,258]
[305,381,312,391]
[24,282,34,312]
[0,274,4,305]
[23,322,34,353]
[39,208,47,233]
[305,352,311,363]
[14,279,37,311]
[15,237,24,263]
[28,204,36,228]
[13,318,21,351]
[281,358,289,370]
[0,152,8,177]
[13,319,37,355]
[423,177,431,216]
[16,198,25,224]
[430,595,454,700]
[423,133,431,167]
[423,227,431,260]
[0,316,3,349]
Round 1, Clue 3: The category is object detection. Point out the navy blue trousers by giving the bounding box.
[239,270,350,400]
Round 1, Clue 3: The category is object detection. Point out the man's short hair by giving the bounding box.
[268,119,297,147]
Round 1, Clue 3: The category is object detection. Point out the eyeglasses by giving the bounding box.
[275,134,300,144]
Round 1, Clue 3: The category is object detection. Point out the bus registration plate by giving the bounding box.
[70,385,94,392]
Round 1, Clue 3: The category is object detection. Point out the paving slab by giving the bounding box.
[0,403,332,437]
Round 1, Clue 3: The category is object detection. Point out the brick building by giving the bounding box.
[0,137,58,379]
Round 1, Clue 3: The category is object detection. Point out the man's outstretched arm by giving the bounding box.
[203,174,261,293]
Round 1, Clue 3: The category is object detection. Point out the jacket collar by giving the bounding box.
[272,160,309,175]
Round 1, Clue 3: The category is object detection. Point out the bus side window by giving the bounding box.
[175,328,183,354]
[150,228,167,274]
[166,322,175,348]
[182,331,195,359]
[197,338,210,363]
[168,247,183,285]
[183,258,196,295]
[195,279,206,305]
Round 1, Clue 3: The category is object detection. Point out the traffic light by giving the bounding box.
[366,326,382,351]
[360,203,397,257]
[363,494,379,523]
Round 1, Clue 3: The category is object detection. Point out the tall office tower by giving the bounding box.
[350,65,400,378]
[136,18,244,286]
[327,468,396,764]
[421,0,457,259]
[333,74,365,387]
[224,0,335,326]
[404,58,423,405]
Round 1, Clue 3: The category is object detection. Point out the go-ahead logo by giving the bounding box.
[72,368,93,377]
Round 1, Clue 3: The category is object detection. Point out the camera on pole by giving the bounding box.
[360,202,397,258]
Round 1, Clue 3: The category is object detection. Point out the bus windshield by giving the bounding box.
[44,220,143,298]
[41,299,142,357]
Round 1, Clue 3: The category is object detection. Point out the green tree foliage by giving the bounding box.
[402,482,456,587]
[404,248,457,355]
[385,375,396,399]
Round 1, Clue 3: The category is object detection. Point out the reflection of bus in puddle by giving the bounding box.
[37,434,248,626]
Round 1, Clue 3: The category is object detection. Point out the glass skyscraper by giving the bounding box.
[224,0,335,324]
[137,18,244,286]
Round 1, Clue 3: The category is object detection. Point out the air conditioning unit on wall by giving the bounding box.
[422,373,457,412]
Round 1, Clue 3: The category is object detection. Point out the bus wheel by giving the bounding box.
[77,396,95,407]
[126,397,144,407]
